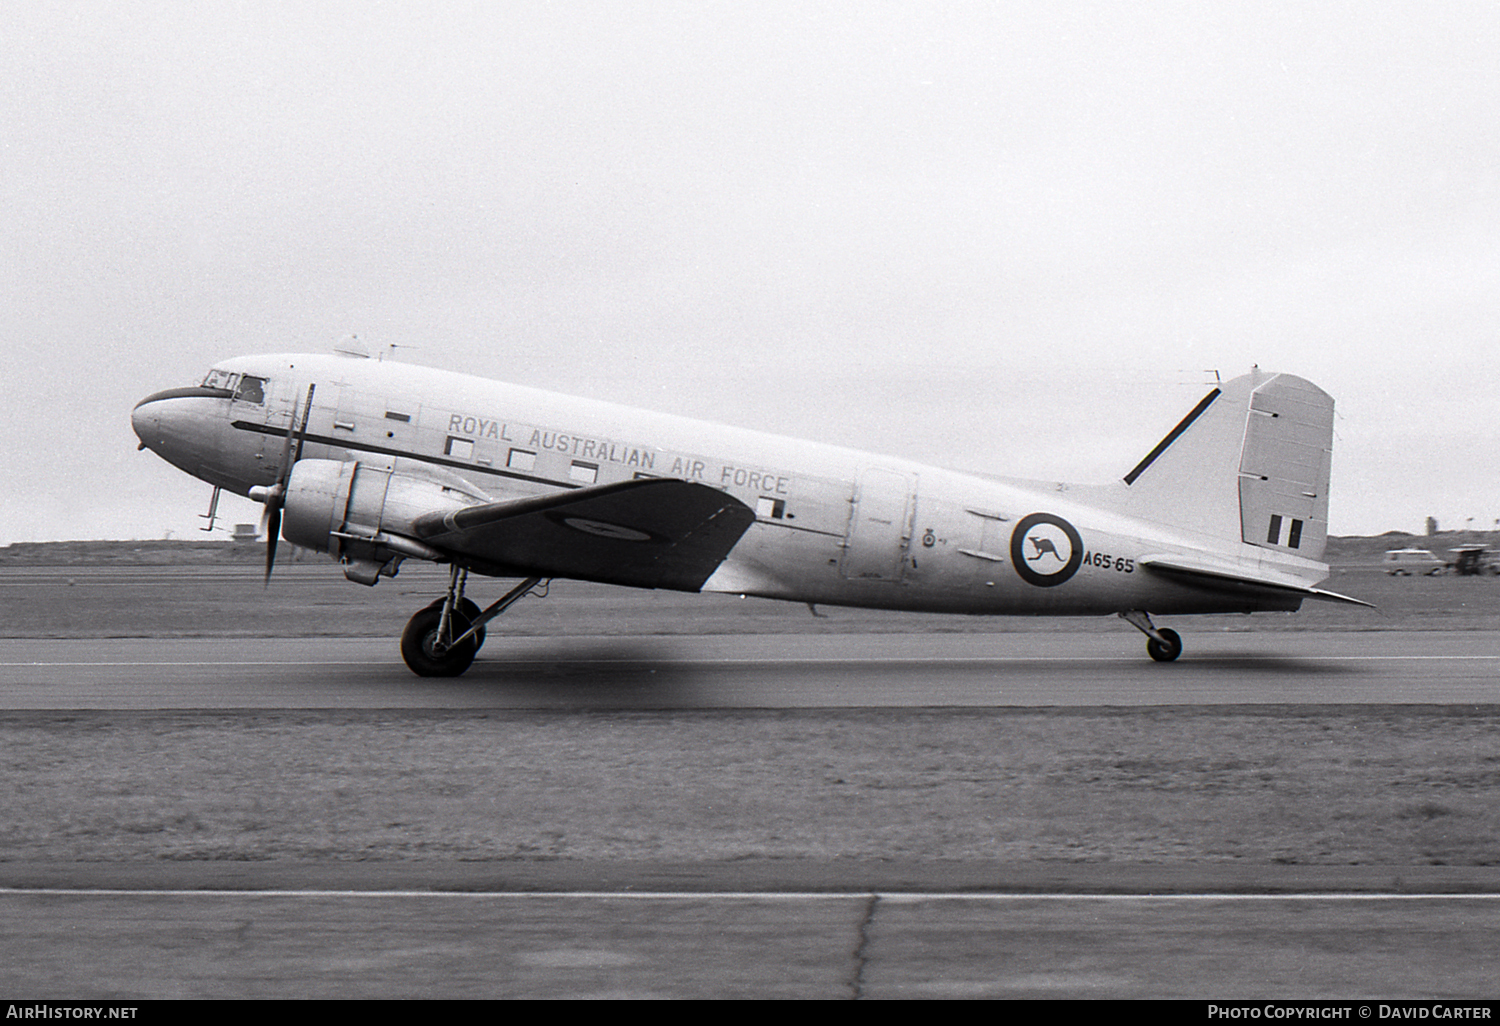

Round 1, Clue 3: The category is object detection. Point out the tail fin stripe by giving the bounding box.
[1123,388,1221,486]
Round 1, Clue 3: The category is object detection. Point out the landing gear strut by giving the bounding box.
[399,568,544,677]
[1119,610,1183,663]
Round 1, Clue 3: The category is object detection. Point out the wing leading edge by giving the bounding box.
[412,478,757,591]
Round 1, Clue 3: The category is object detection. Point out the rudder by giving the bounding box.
[1236,374,1333,561]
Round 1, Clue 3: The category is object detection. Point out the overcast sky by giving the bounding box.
[5,1,1499,542]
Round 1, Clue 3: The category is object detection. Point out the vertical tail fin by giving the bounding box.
[1116,371,1335,562]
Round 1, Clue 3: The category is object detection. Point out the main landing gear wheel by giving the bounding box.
[1146,627,1183,663]
[400,604,479,678]
[400,573,545,678]
[423,596,486,650]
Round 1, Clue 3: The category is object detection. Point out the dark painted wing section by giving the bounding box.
[412,479,756,591]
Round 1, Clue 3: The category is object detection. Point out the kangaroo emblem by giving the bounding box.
[1027,535,1065,562]
[1011,513,1084,588]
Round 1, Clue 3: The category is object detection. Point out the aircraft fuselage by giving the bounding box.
[133,353,1330,622]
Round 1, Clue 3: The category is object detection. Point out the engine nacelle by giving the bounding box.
[281,459,484,582]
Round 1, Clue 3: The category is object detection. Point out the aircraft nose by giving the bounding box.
[131,396,162,452]
[131,386,219,466]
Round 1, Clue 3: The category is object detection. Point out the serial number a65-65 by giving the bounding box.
[1083,552,1135,573]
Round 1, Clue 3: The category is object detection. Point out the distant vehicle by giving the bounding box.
[1448,545,1499,576]
[1382,548,1445,576]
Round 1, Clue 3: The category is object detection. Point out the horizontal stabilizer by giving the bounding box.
[413,478,756,591]
[1139,555,1374,608]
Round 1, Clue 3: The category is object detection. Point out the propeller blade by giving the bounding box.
[271,383,316,489]
[276,420,296,479]
[289,383,316,467]
[263,384,314,588]
[264,502,281,587]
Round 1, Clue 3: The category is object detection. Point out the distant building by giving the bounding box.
[231,523,259,544]
[1426,517,1439,536]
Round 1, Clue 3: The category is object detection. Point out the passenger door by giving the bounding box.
[840,467,915,582]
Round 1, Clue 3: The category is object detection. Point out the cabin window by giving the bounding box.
[507,448,537,472]
[445,436,474,460]
[233,376,266,404]
[757,497,786,519]
[570,460,599,484]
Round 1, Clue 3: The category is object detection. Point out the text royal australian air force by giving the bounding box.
[442,412,793,497]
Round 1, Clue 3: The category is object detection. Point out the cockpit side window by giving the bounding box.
[234,375,266,404]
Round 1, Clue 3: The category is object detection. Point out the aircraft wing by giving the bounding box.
[411,479,757,591]
[1138,555,1375,607]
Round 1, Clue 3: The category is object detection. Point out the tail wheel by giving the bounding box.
[1147,627,1183,663]
[401,604,479,677]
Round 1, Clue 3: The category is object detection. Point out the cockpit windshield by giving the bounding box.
[200,369,267,404]
[201,368,238,391]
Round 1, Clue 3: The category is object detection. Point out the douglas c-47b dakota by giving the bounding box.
[132,352,1369,676]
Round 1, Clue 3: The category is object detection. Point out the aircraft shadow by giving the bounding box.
[454,639,708,697]
[427,644,1364,706]
[1176,652,1361,675]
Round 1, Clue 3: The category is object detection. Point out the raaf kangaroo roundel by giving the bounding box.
[1011,513,1084,587]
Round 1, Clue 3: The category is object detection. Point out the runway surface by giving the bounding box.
[3,629,1497,709]
[8,883,1500,999]
[7,599,1500,997]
